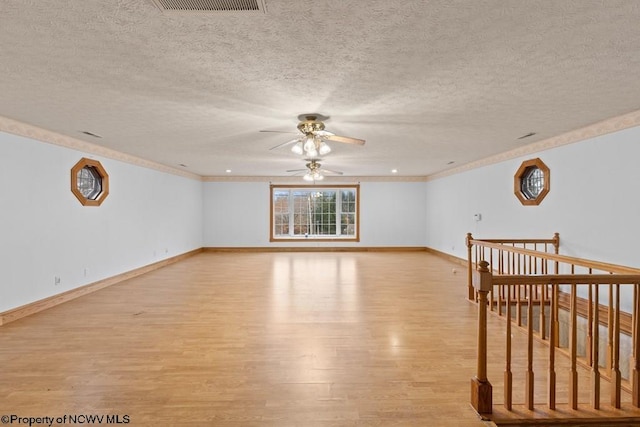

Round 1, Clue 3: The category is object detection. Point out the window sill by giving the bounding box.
[270,237,360,243]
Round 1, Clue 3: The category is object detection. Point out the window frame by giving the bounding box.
[70,158,110,206]
[270,184,360,242]
[514,157,550,206]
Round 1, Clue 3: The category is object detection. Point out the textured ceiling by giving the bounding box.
[1,0,639,177]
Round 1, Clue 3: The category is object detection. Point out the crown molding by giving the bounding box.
[0,115,202,181]
[426,108,640,181]
[202,175,428,183]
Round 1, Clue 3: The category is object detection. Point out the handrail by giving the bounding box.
[492,274,640,285]
[466,233,560,301]
[469,239,640,275]
[467,234,640,422]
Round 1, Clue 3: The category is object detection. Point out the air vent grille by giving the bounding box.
[152,0,266,13]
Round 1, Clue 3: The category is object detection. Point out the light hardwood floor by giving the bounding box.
[0,252,623,426]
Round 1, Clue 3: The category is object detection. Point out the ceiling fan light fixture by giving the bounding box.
[303,169,323,182]
[318,141,331,155]
[303,135,318,157]
[291,142,304,155]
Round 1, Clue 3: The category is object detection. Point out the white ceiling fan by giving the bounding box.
[263,114,365,158]
[287,159,343,182]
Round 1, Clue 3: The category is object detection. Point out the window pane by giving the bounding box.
[341,213,356,236]
[77,166,102,199]
[521,167,544,199]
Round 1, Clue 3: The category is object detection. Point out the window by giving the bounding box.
[514,158,549,206]
[271,185,359,241]
[71,158,109,206]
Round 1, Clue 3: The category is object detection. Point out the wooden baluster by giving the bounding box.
[505,283,512,411]
[499,250,505,312]
[488,248,495,312]
[611,283,621,408]
[507,252,516,301]
[548,282,556,410]
[526,283,534,410]
[511,249,515,275]
[553,232,560,256]
[587,277,593,367]
[491,250,500,316]
[553,285,559,347]
[475,246,481,303]
[569,283,578,409]
[549,257,562,348]
[607,282,614,374]
[539,283,546,340]
[591,283,600,409]
[466,233,474,301]
[632,284,640,407]
[489,283,495,312]
[471,261,493,414]
[489,247,493,270]
[517,281,522,327]
[517,254,522,327]
[536,258,553,345]
[497,250,502,315]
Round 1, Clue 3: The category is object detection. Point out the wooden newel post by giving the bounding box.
[471,260,493,414]
[467,233,475,301]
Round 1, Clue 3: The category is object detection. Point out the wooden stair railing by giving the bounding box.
[466,232,560,304]
[467,234,640,423]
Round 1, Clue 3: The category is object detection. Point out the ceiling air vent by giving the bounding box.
[151,0,266,13]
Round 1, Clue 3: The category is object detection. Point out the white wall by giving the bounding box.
[203,181,427,247]
[425,125,640,269]
[0,131,203,312]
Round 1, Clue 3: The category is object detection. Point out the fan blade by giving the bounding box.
[320,168,344,175]
[325,135,365,145]
[260,130,298,134]
[270,137,301,150]
[286,168,307,173]
[313,130,334,137]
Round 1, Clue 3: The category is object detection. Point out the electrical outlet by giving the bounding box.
[164,248,168,254]
[54,276,61,286]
